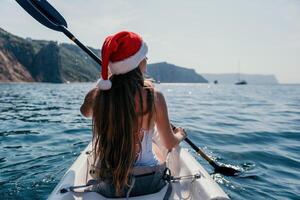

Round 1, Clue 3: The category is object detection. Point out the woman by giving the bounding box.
[80,31,186,198]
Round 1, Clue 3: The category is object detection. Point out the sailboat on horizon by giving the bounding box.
[235,60,247,85]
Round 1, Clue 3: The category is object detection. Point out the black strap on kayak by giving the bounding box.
[162,168,201,182]
[60,179,98,194]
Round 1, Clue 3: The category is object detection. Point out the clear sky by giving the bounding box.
[1,0,299,83]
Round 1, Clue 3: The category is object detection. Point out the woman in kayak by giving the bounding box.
[80,31,186,198]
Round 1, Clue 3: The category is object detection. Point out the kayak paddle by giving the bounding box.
[15,0,102,65]
[171,124,240,176]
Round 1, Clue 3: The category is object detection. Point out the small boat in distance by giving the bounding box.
[235,60,247,85]
[235,80,247,85]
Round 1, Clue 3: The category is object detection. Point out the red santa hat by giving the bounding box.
[97,31,148,90]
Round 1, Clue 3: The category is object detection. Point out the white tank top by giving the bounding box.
[134,128,159,166]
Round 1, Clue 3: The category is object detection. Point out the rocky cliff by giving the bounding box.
[0,27,99,83]
[0,48,33,82]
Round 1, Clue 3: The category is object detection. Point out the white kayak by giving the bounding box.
[48,130,230,200]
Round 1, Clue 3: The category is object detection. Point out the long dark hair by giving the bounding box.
[92,67,154,195]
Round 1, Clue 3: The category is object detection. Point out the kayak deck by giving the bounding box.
[48,131,229,200]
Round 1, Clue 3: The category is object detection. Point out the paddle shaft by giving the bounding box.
[60,26,102,65]
[184,137,219,169]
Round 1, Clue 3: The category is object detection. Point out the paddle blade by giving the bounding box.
[214,165,240,176]
[16,0,67,31]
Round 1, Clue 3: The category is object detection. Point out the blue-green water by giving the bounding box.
[0,83,299,199]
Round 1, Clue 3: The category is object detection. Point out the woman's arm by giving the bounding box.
[154,91,185,151]
[80,88,98,118]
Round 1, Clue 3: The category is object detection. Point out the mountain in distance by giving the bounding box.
[147,62,208,83]
[202,73,279,84]
[0,27,208,83]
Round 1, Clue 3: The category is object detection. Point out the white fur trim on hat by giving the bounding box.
[96,78,112,90]
[109,42,148,75]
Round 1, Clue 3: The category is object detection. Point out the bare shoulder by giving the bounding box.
[154,90,167,109]
[154,90,164,99]
[80,87,99,118]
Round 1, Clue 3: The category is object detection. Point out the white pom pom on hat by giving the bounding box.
[96,78,112,90]
[96,31,148,90]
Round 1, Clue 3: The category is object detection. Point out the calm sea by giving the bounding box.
[0,83,299,199]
